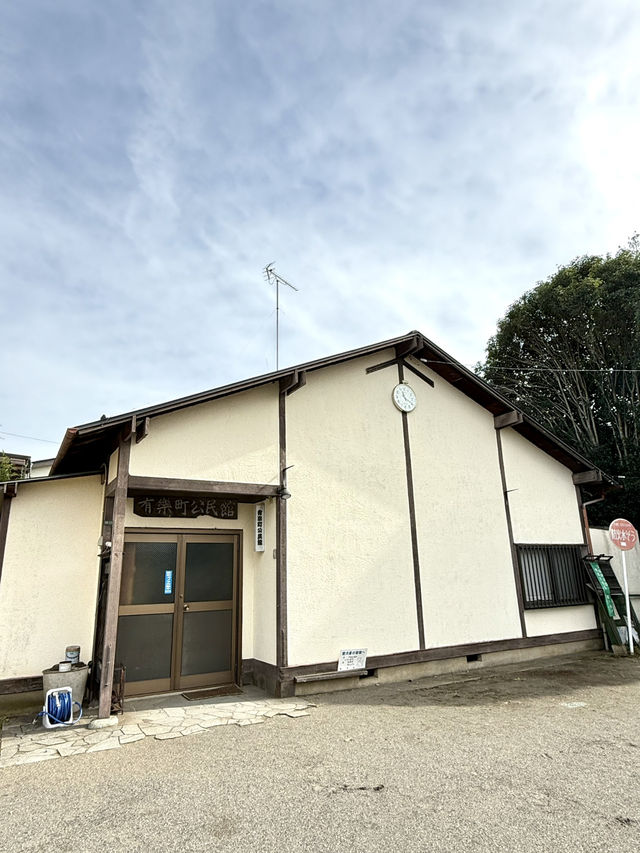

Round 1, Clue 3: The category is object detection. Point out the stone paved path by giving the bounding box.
[0,697,315,768]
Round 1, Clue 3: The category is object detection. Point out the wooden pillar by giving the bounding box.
[397,361,426,650]
[98,435,131,718]
[495,428,527,638]
[0,487,16,588]
[276,387,289,675]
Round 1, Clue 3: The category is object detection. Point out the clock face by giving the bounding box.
[392,383,417,412]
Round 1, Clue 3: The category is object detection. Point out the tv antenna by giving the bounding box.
[263,263,299,370]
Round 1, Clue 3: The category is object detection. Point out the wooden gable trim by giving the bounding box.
[126,476,279,500]
[365,356,399,375]
[52,329,610,482]
[395,336,421,359]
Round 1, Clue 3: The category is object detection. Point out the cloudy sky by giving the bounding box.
[1,1,639,462]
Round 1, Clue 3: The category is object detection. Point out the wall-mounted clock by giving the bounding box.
[392,382,417,412]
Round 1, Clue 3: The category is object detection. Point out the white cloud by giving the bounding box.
[1,0,640,460]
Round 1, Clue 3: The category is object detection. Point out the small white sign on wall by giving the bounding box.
[255,503,265,552]
[337,648,367,672]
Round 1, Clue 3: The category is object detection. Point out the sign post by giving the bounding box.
[608,518,639,654]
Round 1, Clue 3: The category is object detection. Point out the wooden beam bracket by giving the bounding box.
[135,416,150,444]
[122,416,137,443]
[494,410,524,429]
[395,336,421,359]
[572,469,603,486]
[365,357,400,375]
[401,359,435,388]
[280,370,307,396]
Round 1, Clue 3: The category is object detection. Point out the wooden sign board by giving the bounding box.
[255,503,265,552]
[133,496,238,520]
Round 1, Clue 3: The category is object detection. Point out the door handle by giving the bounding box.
[183,604,190,612]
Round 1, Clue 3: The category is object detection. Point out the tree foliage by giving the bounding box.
[0,452,20,482]
[479,238,640,528]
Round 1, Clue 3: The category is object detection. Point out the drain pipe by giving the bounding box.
[580,492,607,553]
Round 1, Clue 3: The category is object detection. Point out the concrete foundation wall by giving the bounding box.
[293,637,602,695]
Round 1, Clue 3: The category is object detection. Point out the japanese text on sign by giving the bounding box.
[337,648,367,672]
[608,518,638,552]
[133,496,238,520]
[255,503,265,552]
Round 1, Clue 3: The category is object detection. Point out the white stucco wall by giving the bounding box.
[501,428,584,545]
[286,351,419,665]
[129,384,280,485]
[30,459,53,478]
[524,605,596,636]
[123,498,277,664]
[107,447,119,483]
[0,476,104,679]
[405,357,523,647]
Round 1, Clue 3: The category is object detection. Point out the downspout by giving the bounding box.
[580,492,607,553]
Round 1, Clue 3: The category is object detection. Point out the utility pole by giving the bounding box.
[263,264,299,370]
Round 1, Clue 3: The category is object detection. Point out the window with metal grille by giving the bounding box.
[516,544,589,609]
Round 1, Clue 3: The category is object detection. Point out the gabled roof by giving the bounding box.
[50,330,610,480]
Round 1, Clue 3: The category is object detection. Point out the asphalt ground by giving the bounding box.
[1,651,640,852]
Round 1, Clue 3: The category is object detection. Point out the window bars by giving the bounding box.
[516,544,589,609]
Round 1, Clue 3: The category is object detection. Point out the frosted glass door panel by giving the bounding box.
[181,610,232,676]
[184,542,234,602]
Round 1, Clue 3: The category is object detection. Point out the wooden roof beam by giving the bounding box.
[572,470,604,485]
[494,410,524,429]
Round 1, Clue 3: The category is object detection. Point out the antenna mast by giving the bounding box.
[263,263,299,370]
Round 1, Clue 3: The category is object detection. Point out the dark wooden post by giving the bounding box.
[276,388,288,673]
[396,361,426,650]
[494,425,527,638]
[98,435,131,718]
[0,486,16,587]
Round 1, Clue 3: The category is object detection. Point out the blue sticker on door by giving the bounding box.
[164,570,173,595]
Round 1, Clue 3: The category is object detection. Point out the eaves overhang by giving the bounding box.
[49,330,613,482]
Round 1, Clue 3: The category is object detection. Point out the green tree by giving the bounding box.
[479,238,640,529]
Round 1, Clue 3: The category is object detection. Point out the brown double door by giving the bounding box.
[116,531,240,696]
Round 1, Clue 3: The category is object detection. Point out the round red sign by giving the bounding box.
[608,518,639,551]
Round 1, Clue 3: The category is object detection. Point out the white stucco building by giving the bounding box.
[0,332,611,716]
